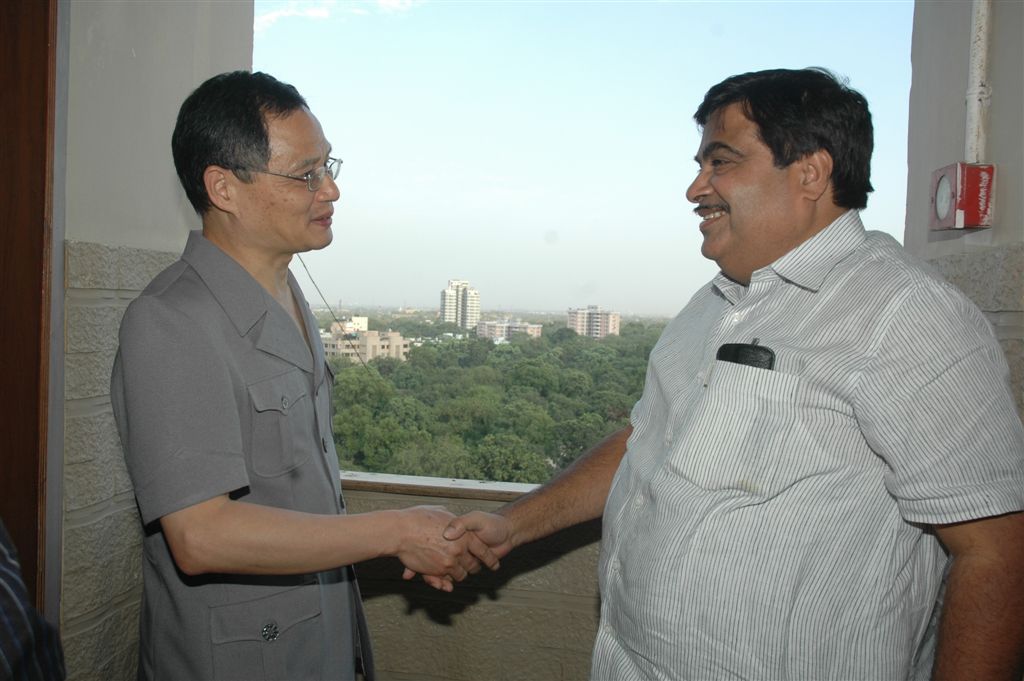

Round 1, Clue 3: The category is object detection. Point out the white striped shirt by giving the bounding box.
[593,210,1024,681]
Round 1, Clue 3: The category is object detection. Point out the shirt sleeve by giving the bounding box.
[855,280,1024,525]
[111,294,250,525]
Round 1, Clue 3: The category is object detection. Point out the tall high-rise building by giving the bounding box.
[440,279,481,330]
[567,305,620,339]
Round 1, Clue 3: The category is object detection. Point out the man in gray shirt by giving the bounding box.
[111,71,497,681]
[447,68,1024,680]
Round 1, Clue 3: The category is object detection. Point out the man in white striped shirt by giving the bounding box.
[447,68,1024,680]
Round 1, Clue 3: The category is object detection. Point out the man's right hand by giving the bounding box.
[443,511,516,563]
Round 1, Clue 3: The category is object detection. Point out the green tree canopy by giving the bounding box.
[329,318,665,483]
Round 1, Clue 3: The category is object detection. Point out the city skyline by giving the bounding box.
[256,0,913,316]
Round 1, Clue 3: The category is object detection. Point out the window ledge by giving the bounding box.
[340,471,537,503]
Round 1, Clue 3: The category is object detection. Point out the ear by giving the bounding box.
[203,166,237,214]
[798,149,834,202]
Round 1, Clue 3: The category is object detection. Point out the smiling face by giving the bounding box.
[232,107,339,258]
[685,103,818,285]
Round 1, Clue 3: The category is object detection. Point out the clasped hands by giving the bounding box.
[395,506,513,592]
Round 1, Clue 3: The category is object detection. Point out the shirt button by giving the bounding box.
[261,621,280,642]
[634,494,645,508]
[281,396,290,410]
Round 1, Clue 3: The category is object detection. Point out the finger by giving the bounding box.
[443,532,483,575]
[466,533,501,570]
[457,551,482,576]
[421,574,451,591]
[449,563,469,582]
[402,567,417,581]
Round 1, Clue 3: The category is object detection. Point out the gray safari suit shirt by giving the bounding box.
[111,231,373,681]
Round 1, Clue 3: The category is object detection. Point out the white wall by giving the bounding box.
[66,0,254,251]
[905,0,1024,255]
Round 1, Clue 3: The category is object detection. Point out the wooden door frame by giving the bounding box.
[0,0,58,611]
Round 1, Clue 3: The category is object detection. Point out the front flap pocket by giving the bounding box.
[209,585,323,680]
[210,584,322,644]
[248,370,313,477]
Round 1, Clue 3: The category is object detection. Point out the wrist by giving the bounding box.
[376,509,406,559]
[495,505,522,549]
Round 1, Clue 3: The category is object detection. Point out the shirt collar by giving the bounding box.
[769,210,866,290]
[713,209,866,300]
[180,230,270,336]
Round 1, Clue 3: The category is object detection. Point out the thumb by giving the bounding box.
[443,516,468,541]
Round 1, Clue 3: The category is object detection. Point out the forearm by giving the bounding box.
[499,425,631,548]
[932,514,1024,681]
[163,496,404,575]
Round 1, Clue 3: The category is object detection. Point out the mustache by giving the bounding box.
[694,203,729,215]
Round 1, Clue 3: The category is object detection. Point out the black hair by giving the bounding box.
[694,68,873,209]
[171,71,308,215]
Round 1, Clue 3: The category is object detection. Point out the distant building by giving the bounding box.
[329,316,368,336]
[323,329,410,364]
[440,279,481,330]
[567,305,620,339]
[477,319,543,341]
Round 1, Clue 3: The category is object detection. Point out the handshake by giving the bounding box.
[392,506,516,592]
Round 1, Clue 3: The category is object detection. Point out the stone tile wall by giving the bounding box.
[61,240,178,681]
[928,243,1024,419]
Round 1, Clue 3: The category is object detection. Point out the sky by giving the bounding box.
[253,0,914,317]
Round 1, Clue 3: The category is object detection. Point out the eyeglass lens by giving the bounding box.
[308,158,341,191]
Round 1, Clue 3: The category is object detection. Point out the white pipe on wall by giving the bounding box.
[964,0,992,163]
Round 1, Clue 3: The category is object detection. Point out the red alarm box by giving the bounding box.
[929,162,995,230]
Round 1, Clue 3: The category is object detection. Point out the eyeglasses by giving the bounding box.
[255,157,342,192]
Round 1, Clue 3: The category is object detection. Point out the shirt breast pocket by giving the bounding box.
[248,370,314,477]
[670,360,815,498]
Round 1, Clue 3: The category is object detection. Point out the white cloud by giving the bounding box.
[254,0,422,32]
[254,1,338,34]
[376,0,425,14]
